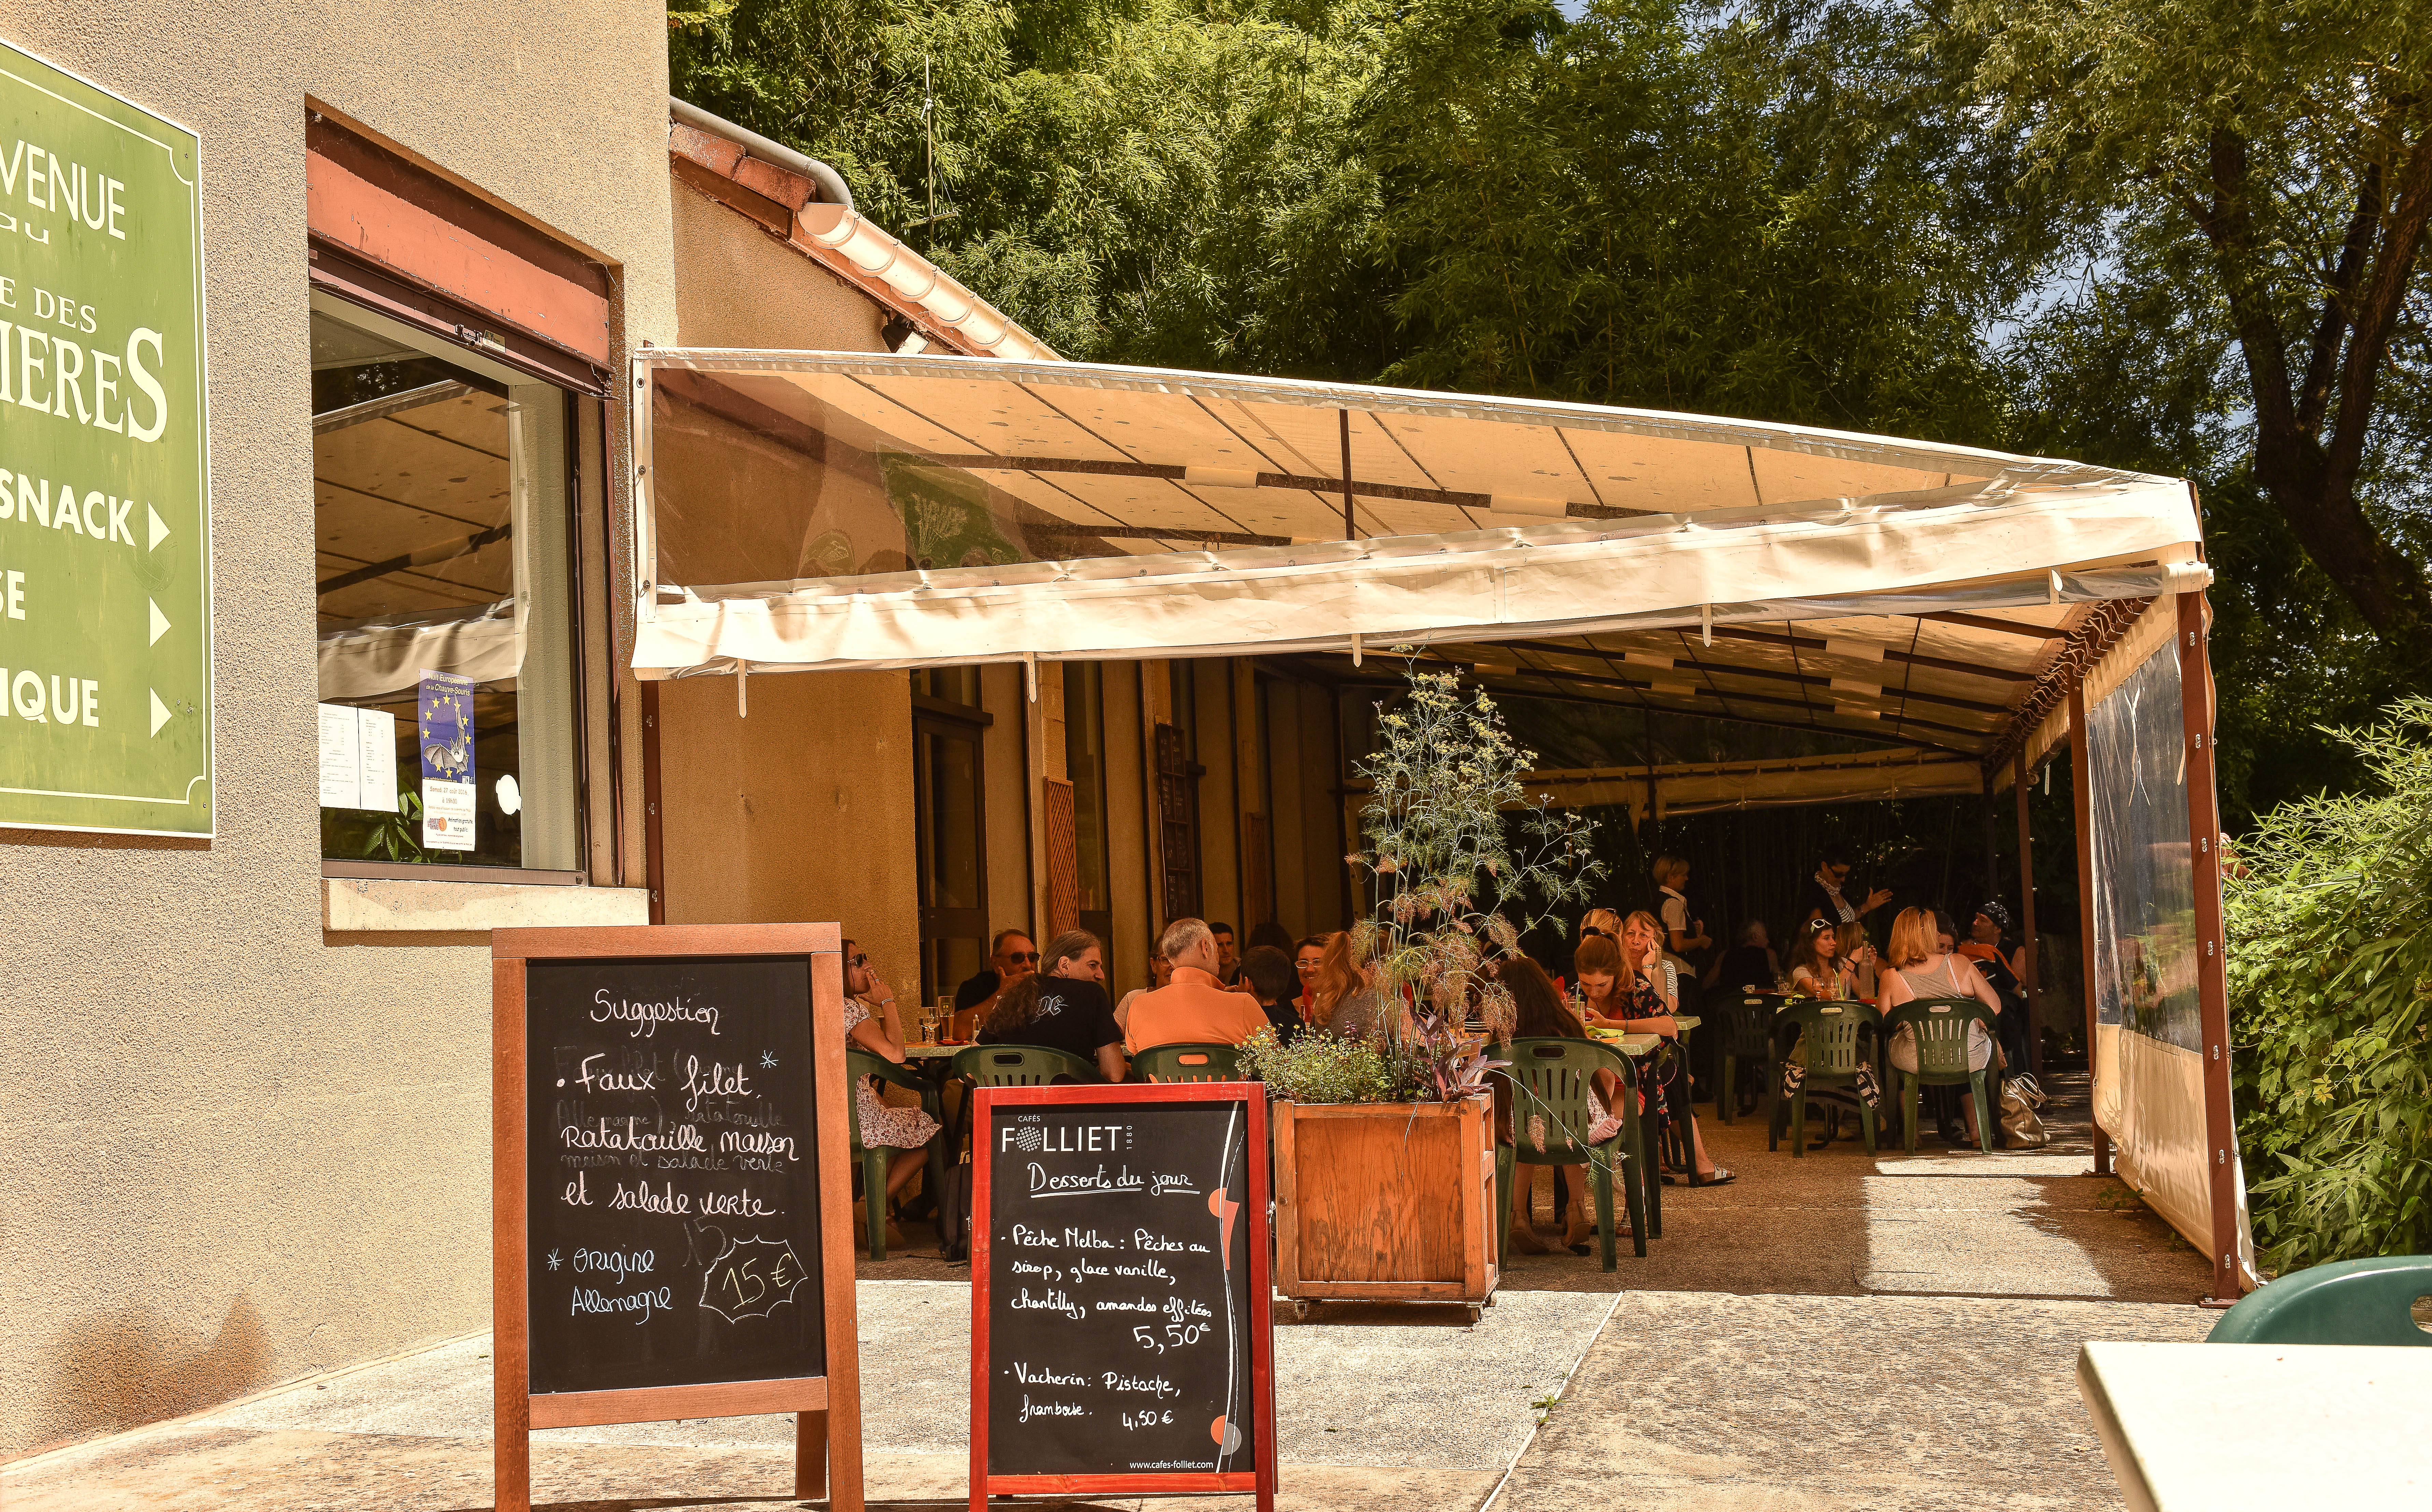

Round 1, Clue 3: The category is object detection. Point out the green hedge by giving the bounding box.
[2227,699,2432,1273]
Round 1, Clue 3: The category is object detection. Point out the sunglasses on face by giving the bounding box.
[1004,951,1040,965]
[848,952,868,968]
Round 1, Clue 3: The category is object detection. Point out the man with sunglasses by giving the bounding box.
[951,928,1040,1039]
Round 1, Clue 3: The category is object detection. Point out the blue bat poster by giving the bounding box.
[418,671,476,852]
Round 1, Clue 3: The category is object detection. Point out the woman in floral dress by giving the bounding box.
[844,943,940,1233]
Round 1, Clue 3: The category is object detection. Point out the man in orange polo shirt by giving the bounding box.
[1124,917,1269,1055]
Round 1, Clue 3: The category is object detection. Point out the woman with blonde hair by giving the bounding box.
[1835,920,1880,1000]
[1879,905,2004,1148]
[1309,929,1396,1040]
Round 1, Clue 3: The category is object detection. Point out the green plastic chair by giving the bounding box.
[1129,1042,1241,1083]
[1771,1001,1877,1157]
[952,1043,1100,1086]
[2205,1256,2432,1345]
[1713,994,1781,1126]
[845,1048,939,1260]
[1493,1037,1641,1268]
[1880,997,2000,1154]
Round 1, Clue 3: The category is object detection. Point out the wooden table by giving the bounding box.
[2078,1341,2432,1511]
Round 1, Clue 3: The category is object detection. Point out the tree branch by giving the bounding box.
[2297,159,2383,437]
[2326,121,2432,505]
[2196,125,2304,447]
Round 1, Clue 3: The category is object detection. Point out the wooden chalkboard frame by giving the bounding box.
[491,924,863,1512]
[968,1082,1275,1509]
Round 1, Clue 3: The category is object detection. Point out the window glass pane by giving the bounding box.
[914,665,981,707]
[312,305,578,870]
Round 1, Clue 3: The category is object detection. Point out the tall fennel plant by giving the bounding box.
[1345,663,1603,1097]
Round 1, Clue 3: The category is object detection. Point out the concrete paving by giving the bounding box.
[2,1073,2213,1512]
[0,1282,1610,1511]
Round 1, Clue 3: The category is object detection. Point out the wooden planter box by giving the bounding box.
[1272,1093,1500,1320]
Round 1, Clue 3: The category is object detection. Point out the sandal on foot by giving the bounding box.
[1697,1167,1736,1187]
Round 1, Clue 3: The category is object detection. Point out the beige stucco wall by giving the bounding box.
[657,670,920,983]
[0,2,678,1459]
[669,175,887,353]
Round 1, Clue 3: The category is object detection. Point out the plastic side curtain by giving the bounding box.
[2083,641,2255,1276]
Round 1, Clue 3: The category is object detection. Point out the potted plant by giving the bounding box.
[1247,662,1601,1319]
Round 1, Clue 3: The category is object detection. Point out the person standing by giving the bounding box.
[1803,853,1893,929]
[1651,856,1712,959]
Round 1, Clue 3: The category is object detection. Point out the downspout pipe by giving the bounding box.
[668,96,854,212]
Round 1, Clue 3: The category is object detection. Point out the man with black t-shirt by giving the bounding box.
[953,928,1039,1025]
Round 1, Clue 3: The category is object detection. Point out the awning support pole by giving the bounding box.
[1338,409,1356,540]
[2013,748,2040,1075]
[1349,632,1362,668]
[736,659,750,718]
[2067,680,2112,1177]
[2176,589,2247,1302]
[1700,602,1713,646]
[1024,650,1038,703]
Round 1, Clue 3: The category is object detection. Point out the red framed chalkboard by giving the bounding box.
[491,924,863,1512]
[968,1082,1274,1509]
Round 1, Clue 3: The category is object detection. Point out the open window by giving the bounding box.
[312,297,582,877]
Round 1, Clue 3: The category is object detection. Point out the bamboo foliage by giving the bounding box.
[2226,698,2432,1271]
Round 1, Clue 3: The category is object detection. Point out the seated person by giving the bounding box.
[1880,906,2006,1148]
[1210,921,1240,985]
[1113,947,1173,1036]
[1495,955,1628,1255]
[1293,935,1330,1014]
[1784,918,1862,999]
[842,942,940,1247]
[1579,918,1731,1184]
[952,928,1038,1039]
[1236,945,1305,1043]
[1124,918,1270,1056]
[977,929,1125,1082]
[1703,919,1781,993]
[1307,928,1404,1041]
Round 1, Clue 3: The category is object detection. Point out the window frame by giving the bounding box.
[310,290,593,885]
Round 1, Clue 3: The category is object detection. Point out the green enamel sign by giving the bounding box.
[0,40,209,836]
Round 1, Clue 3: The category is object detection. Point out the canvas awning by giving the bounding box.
[628,350,2207,779]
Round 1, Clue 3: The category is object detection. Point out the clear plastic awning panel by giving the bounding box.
[629,350,2208,766]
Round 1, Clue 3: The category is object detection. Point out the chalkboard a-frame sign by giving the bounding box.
[969,1082,1275,1510]
[491,924,862,1512]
